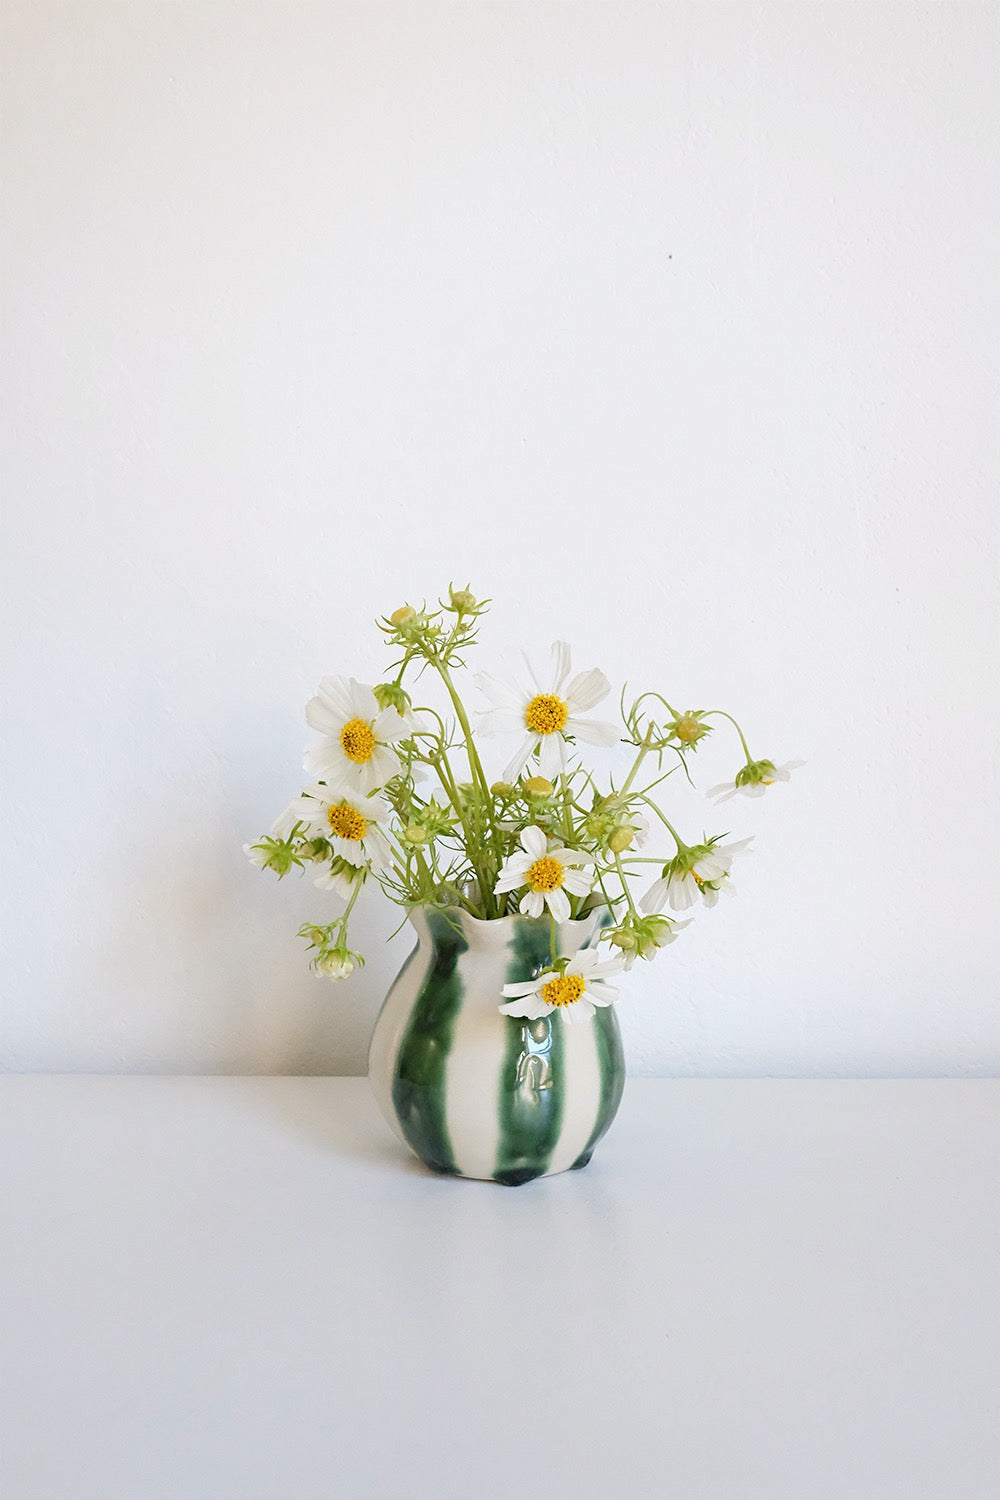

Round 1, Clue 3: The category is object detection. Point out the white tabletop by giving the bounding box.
[1,1077,997,1500]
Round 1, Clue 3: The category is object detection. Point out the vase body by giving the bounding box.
[368,907,625,1185]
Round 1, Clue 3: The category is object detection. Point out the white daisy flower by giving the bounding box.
[499,947,625,1026]
[640,837,753,913]
[708,759,804,804]
[611,914,693,969]
[303,677,411,794]
[476,641,619,782]
[494,824,595,923]
[294,785,393,873]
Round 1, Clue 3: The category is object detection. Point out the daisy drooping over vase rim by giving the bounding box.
[246,585,799,1020]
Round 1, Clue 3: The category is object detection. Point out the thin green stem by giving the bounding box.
[612,853,640,918]
[636,794,687,851]
[703,710,753,762]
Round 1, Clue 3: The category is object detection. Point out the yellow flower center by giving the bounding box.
[541,974,586,1008]
[339,717,376,764]
[524,694,568,735]
[527,856,564,892]
[327,803,367,841]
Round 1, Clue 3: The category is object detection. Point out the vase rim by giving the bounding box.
[408,902,608,929]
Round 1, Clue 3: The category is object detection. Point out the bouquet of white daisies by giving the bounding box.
[246,585,798,1015]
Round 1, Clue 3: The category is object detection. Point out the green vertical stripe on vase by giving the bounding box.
[391,910,468,1176]
[571,1004,625,1170]
[494,918,565,1186]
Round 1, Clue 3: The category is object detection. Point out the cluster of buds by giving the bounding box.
[381,587,489,666]
[607,913,689,968]
[622,693,712,756]
[583,794,645,855]
[400,797,457,847]
[297,922,365,982]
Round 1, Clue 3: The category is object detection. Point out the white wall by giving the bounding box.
[2,0,997,1076]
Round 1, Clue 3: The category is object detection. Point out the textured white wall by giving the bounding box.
[2,1,997,1076]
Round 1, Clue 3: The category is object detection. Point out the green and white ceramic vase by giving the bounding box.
[368,906,625,1185]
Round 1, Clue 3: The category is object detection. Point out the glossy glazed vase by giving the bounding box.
[368,907,625,1185]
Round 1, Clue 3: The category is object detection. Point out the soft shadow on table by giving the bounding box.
[239,1075,429,1178]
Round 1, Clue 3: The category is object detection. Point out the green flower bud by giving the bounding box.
[389,606,415,627]
[373,681,411,715]
[671,712,709,746]
[735,758,778,788]
[584,812,614,840]
[608,826,635,853]
[523,776,554,799]
[403,824,428,845]
[490,781,514,797]
[609,929,638,951]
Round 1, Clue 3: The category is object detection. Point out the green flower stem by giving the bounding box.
[637,794,687,852]
[430,656,502,911]
[703,710,752,762]
[612,853,640,918]
[617,727,656,800]
[428,744,497,916]
[630,689,680,722]
[595,868,623,919]
[333,875,363,940]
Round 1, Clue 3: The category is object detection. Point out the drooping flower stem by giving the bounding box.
[703,710,753,762]
[637,795,687,853]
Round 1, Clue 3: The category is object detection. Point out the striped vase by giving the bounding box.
[368,906,625,1185]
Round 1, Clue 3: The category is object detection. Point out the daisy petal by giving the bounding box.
[503,735,538,782]
[520,890,544,919]
[567,716,620,747]
[545,887,571,922]
[706,782,738,801]
[514,653,542,698]
[640,878,669,914]
[373,707,411,744]
[501,978,545,998]
[347,679,379,719]
[668,875,698,912]
[536,731,565,780]
[307,676,354,723]
[477,709,524,736]
[499,995,548,1020]
[519,825,547,859]
[548,641,572,693]
[565,667,611,713]
[562,868,595,898]
[474,672,524,711]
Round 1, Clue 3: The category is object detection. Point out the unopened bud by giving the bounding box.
[390,606,416,627]
[610,930,638,951]
[608,826,634,853]
[491,781,513,797]
[373,681,410,714]
[523,776,554,799]
[674,714,703,744]
[403,824,428,845]
[450,588,477,612]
